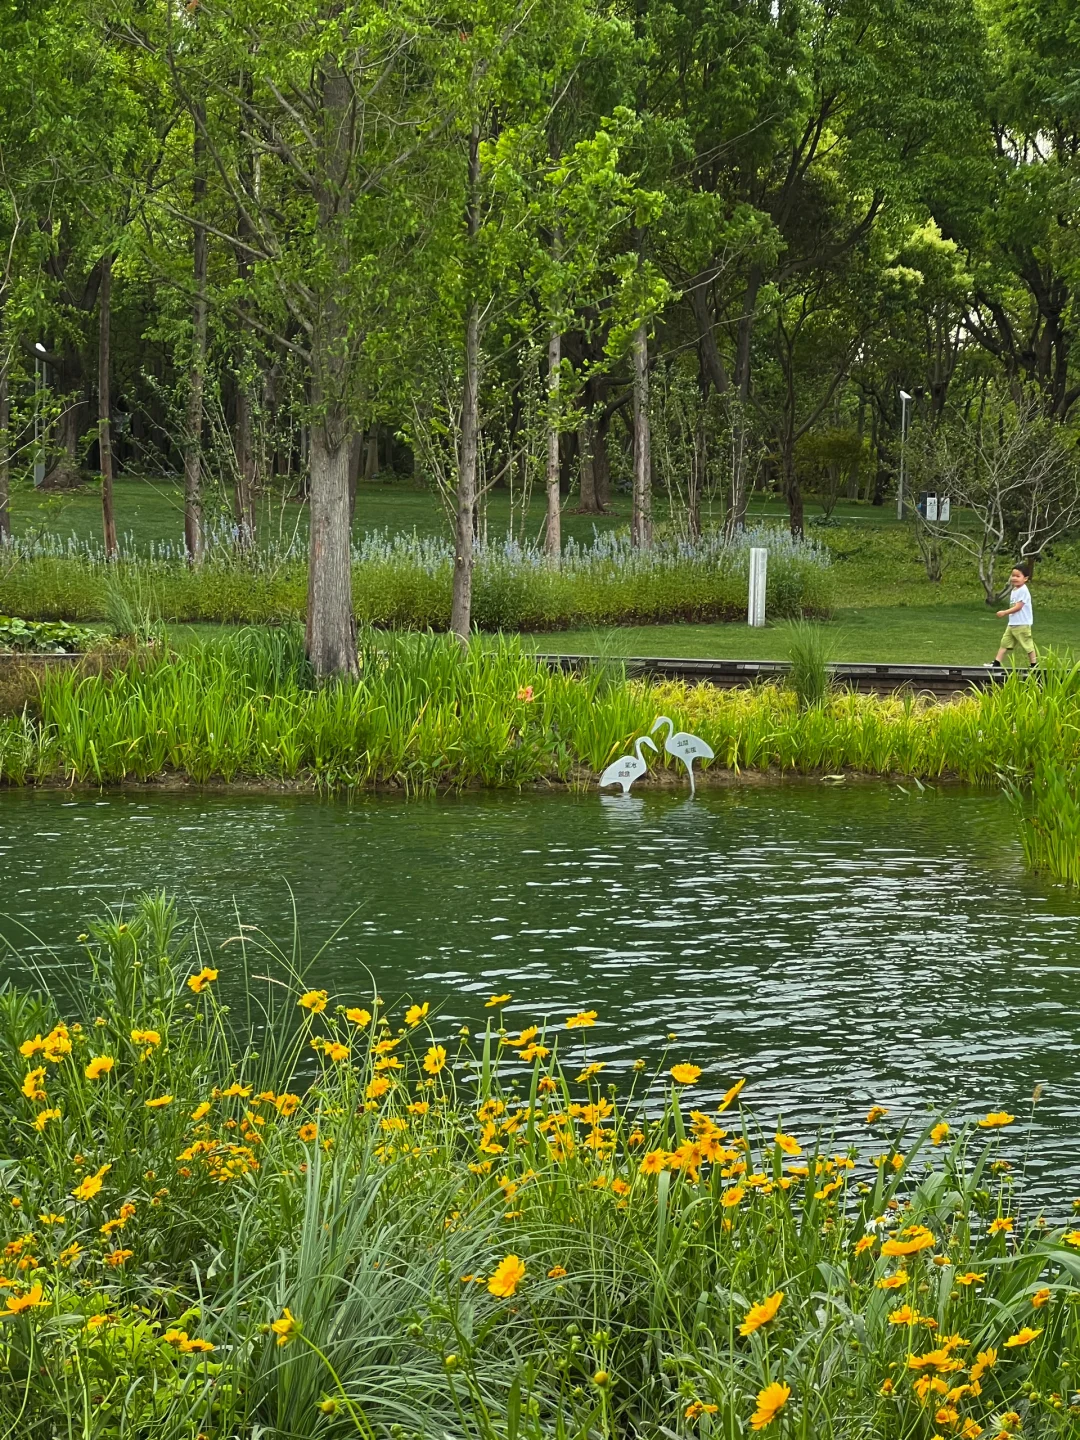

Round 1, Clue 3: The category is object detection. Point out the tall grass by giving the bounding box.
[2,631,1080,792]
[1008,761,1080,887]
[0,895,1075,1439]
[0,526,832,630]
[784,620,834,710]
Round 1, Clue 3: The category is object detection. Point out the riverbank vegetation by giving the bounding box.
[0,629,1077,792]
[0,896,1076,1438]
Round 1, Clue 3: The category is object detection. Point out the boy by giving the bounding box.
[991,560,1037,669]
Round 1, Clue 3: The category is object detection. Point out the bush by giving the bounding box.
[0,527,832,631]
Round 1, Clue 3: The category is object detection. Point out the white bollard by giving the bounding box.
[748,547,767,627]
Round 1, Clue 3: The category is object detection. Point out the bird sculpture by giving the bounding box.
[651,715,715,798]
[599,735,658,795]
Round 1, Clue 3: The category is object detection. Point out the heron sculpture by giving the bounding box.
[651,715,715,797]
[599,734,658,795]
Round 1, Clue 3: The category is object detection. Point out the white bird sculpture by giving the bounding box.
[599,735,658,795]
[651,715,715,798]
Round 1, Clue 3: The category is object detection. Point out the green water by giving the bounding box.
[1,783,1078,1186]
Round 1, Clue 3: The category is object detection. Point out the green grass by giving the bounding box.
[0,893,1076,1439]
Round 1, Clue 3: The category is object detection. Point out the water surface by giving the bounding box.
[1,783,1077,1188]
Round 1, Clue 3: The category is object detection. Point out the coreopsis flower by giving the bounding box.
[104,1249,133,1267]
[866,1105,889,1124]
[987,1217,1014,1237]
[739,1291,783,1337]
[21,1068,47,1101]
[774,1132,801,1156]
[750,1381,790,1430]
[144,1095,173,1109]
[71,1164,111,1203]
[877,1270,909,1290]
[968,1348,996,1382]
[130,1030,161,1047]
[854,1235,876,1255]
[345,1007,371,1027]
[721,1185,745,1208]
[1004,1327,1041,1348]
[323,1042,349,1063]
[502,1027,538,1049]
[1062,1230,1080,1247]
[639,1149,669,1176]
[537,1076,557,1095]
[670,1064,702,1085]
[718,1078,746,1112]
[888,1304,920,1325]
[274,1093,300,1116]
[565,1011,597,1030]
[882,1226,934,1256]
[487,1254,525,1298]
[84,1056,114,1081]
[423,1045,447,1076]
[930,1121,950,1145]
[516,685,534,702]
[297,1123,318,1142]
[32,1108,60,1133]
[979,1112,1015,1128]
[576,1063,605,1081]
[1031,1287,1051,1308]
[954,1272,986,1286]
[366,1077,390,1100]
[404,1002,429,1028]
[219,1083,251,1099]
[58,1242,82,1267]
[38,1213,64,1226]
[3,1284,45,1314]
[547,1265,567,1278]
[298,990,328,1014]
[186,968,218,994]
[685,1401,719,1419]
[485,994,511,1007]
[270,1307,298,1346]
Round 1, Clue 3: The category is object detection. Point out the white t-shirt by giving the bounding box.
[1009,583,1032,626]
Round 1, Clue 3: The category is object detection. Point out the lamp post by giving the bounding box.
[33,342,47,487]
[896,389,912,520]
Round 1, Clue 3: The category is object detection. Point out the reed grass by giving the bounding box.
[0,895,1075,1438]
[1,630,1078,793]
[1008,762,1080,888]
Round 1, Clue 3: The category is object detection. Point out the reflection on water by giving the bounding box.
[1,782,1078,1186]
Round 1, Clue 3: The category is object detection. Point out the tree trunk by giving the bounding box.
[451,125,482,645]
[544,327,561,564]
[452,298,480,643]
[364,428,378,478]
[306,417,357,676]
[782,438,804,537]
[631,321,652,549]
[233,381,257,548]
[233,76,258,552]
[184,105,208,564]
[725,265,761,533]
[348,433,363,524]
[98,252,118,559]
[41,343,89,489]
[578,417,597,514]
[0,368,9,540]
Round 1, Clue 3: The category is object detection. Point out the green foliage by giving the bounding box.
[0,897,1075,1438]
[1008,760,1080,888]
[0,615,106,654]
[785,619,834,710]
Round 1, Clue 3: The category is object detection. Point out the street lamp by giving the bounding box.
[897,389,912,520]
[33,342,47,487]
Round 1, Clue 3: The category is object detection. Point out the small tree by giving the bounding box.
[911,400,1080,602]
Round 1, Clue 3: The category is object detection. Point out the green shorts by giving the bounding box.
[1000,624,1036,655]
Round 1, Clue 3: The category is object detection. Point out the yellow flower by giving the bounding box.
[882,1226,934,1256]
[565,1011,597,1029]
[739,1291,783,1337]
[3,1284,45,1314]
[366,1077,390,1100]
[145,1095,173,1109]
[968,1347,996,1382]
[1031,1287,1051,1308]
[1003,1327,1041,1348]
[888,1304,920,1325]
[877,1270,909,1290]
[538,1076,558,1095]
[486,994,511,1007]
[38,1213,64,1226]
[685,1401,719,1419]
[298,1123,318,1142]
[84,1056,115,1081]
[58,1241,82,1267]
[345,1007,371,1027]
[722,1185,745,1207]
[130,1029,161,1047]
[547,1264,567,1278]
[186,968,218,994]
[879,1379,894,1395]
[854,1235,876,1255]
[639,1149,669,1176]
[274,1093,301,1116]
[717,1078,746,1112]
[191,1102,212,1121]
[866,1105,889,1124]
[219,1083,252,1098]
[487,1254,526,1298]
[104,1249,133,1267]
[954,1272,986,1286]
[1062,1229,1080,1247]
[324,1042,349,1063]
[71,1163,111,1203]
[407,1101,430,1116]
[774,1132,801,1156]
[298,990,328,1013]
[85,1313,112,1330]
[21,1068,47,1101]
[670,1063,702,1085]
[423,1045,447,1076]
[987,1217,1014,1236]
[979,1112,1015,1129]
[270,1307,298,1346]
[930,1121,950,1145]
[32,1108,61,1133]
[750,1381,790,1430]
[576,1062,605,1081]
[404,1002,429,1027]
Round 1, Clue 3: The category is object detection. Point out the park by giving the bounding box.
[2,0,1080,1436]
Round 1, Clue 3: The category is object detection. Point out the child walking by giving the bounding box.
[991,560,1037,669]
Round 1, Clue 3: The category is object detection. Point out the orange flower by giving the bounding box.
[865,1105,889,1124]
[547,1265,567,1279]
[3,1284,45,1314]
[298,1122,318,1142]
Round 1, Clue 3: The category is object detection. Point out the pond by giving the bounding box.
[1,782,1078,1191]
